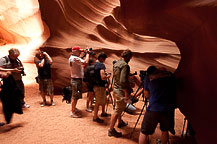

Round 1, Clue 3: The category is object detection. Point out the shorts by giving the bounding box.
[86,83,94,92]
[113,91,126,115]
[93,86,106,105]
[141,110,172,135]
[71,78,82,100]
[39,79,54,95]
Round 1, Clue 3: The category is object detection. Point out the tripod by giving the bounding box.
[105,76,115,112]
[121,79,145,117]
[130,80,149,138]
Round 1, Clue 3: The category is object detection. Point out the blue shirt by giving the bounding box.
[144,74,176,112]
[94,62,107,87]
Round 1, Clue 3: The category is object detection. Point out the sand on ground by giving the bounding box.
[0,85,186,144]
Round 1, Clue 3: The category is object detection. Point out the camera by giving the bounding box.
[18,67,26,76]
[88,48,92,51]
[107,72,111,75]
[105,72,111,76]
[130,97,139,104]
[11,59,26,76]
[85,48,95,56]
[139,70,147,81]
[113,60,117,65]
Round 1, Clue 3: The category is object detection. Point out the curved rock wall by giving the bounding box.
[1,0,216,143]
[38,0,180,92]
[118,0,217,143]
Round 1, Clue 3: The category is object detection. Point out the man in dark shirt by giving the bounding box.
[93,52,111,123]
[108,49,133,137]
[0,71,11,126]
[34,50,55,107]
[139,66,176,144]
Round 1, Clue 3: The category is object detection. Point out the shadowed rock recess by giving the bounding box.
[0,0,217,143]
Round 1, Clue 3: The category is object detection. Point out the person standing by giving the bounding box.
[0,48,30,108]
[69,46,89,118]
[0,64,24,124]
[139,66,176,144]
[108,49,133,137]
[0,71,11,126]
[92,52,111,123]
[34,50,55,107]
[83,58,96,113]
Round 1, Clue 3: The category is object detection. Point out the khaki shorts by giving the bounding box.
[71,78,82,100]
[93,86,106,105]
[113,91,126,115]
[39,79,54,95]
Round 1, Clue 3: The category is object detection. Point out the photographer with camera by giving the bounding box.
[108,49,133,138]
[0,48,30,108]
[69,46,90,118]
[34,49,55,107]
[139,66,177,144]
[92,52,111,123]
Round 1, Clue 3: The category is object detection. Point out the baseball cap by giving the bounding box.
[72,46,84,52]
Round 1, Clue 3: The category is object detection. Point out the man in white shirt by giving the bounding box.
[69,46,89,118]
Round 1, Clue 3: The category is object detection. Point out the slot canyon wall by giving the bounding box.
[117,0,217,143]
[0,0,217,143]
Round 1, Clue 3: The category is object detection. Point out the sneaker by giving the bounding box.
[101,113,111,117]
[70,111,81,118]
[41,103,46,107]
[51,102,56,106]
[23,103,30,108]
[86,108,92,113]
[93,117,104,123]
[108,128,122,137]
[118,120,128,128]
[75,108,81,113]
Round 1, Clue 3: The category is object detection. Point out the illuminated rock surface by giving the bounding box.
[0,0,216,143]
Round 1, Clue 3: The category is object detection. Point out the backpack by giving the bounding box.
[83,64,96,84]
[62,86,72,104]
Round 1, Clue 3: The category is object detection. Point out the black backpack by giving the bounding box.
[83,64,96,84]
[62,86,72,104]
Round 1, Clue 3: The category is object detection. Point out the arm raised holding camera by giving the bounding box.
[37,52,53,68]
[43,52,53,64]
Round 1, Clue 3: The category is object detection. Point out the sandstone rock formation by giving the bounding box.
[1,0,216,143]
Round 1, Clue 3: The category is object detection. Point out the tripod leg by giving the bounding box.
[122,82,144,117]
[130,102,146,138]
[105,94,109,113]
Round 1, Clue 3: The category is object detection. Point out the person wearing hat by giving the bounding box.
[69,46,90,118]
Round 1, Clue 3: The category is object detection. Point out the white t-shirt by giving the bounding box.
[69,55,85,78]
